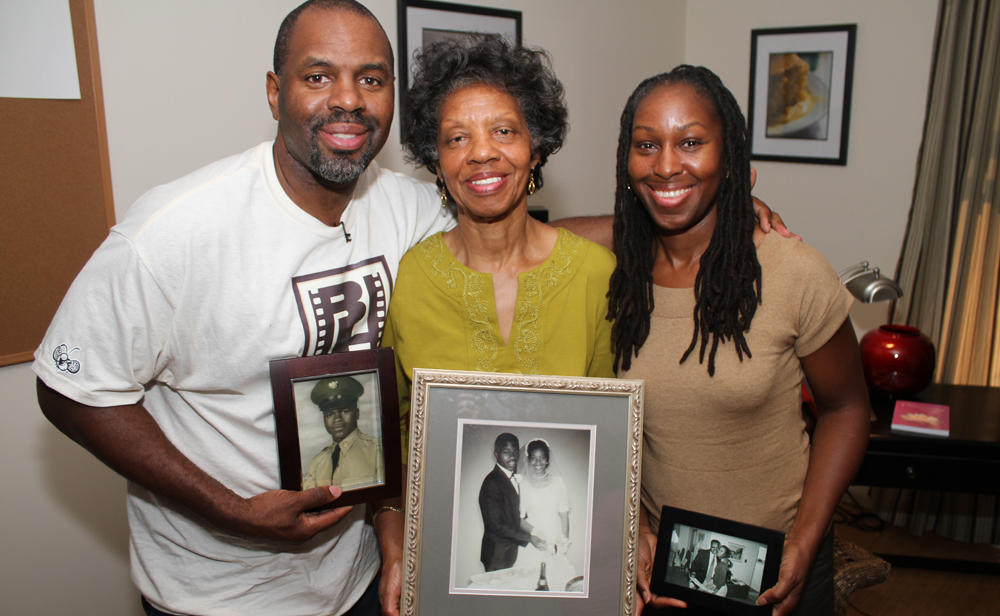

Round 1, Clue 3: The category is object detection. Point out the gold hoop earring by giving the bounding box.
[527,170,536,196]
[440,185,449,208]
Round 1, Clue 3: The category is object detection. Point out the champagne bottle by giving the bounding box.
[535,562,549,591]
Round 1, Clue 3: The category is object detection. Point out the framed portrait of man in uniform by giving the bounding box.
[270,348,402,509]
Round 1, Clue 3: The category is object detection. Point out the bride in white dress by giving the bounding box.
[514,439,576,590]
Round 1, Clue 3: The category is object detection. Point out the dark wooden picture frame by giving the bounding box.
[650,506,785,616]
[269,348,401,509]
[397,0,522,139]
[747,24,857,165]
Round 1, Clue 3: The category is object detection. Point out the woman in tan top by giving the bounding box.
[607,66,871,615]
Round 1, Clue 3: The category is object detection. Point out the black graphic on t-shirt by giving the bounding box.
[292,256,393,356]
[53,344,81,374]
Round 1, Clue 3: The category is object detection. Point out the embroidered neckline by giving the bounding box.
[419,230,583,373]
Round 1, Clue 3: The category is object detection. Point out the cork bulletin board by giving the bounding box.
[0,0,115,366]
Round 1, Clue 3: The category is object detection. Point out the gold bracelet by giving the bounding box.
[372,505,404,521]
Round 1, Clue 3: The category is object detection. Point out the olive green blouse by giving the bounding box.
[381,229,616,454]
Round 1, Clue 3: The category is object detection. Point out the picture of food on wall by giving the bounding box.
[766,51,833,139]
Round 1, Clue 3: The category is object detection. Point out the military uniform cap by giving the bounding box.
[311,375,364,411]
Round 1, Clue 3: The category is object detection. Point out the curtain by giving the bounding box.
[879,0,1000,545]
[892,0,1000,386]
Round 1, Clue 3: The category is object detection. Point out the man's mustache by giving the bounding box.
[310,110,377,132]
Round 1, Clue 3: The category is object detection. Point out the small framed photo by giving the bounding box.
[650,506,785,616]
[402,369,643,615]
[397,0,521,136]
[269,348,401,509]
[747,24,857,165]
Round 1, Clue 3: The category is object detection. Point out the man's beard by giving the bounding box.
[308,111,379,184]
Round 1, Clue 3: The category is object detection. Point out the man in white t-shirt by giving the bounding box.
[33,2,450,615]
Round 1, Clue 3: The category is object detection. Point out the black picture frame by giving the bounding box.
[397,0,522,140]
[650,506,785,616]
[269,348,401,509]
[747,24,857,165]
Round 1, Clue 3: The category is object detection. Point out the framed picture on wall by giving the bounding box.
[401,369,644,615]
[397,0,522,138]
[747,24,857,165]
[269,348,402,509]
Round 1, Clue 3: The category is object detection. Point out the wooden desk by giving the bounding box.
[856,384,1000,492]
[852,383,1000,574]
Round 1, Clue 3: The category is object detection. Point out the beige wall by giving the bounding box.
[0,1,682,613]
[685,0,939,334]
[98,0,685,221]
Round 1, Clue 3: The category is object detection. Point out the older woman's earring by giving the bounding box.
[527,170,536,196]
[440,185,449,208]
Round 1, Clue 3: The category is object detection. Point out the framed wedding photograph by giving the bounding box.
[401,369,644,615]
[650,506,785,616]
[397,0,521,136]
[269,348,402,509]
[747,24,857,165]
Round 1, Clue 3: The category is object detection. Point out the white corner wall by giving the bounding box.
[684,0,940,334]
[0,1,683,613]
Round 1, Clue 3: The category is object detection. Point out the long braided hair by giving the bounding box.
[607,65,761,376]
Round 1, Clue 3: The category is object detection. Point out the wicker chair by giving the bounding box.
[833,532,891,616]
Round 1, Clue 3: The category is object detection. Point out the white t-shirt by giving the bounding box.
[32,141,452,616]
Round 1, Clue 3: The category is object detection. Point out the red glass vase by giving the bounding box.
[859,325,936,397]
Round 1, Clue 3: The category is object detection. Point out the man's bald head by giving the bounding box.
[273,0,393,76]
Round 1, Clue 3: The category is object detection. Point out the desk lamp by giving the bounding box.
[838,262,903,303]
[839,262,934,396]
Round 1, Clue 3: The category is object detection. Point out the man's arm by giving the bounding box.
[551,169,798,252]
[552,199,794,253]
[551,215,615,251]
[38,378,352,542]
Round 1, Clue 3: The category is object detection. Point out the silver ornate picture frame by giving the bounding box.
[402,369,643,615]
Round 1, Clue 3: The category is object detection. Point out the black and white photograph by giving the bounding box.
[269,349,402,509]
[650,506,784,616]
[664,524,768,605]
[450,419,596,597]
[293,371,384,492]
[402,370,643,615]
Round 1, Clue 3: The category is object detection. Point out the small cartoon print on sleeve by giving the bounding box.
[53,344,81,374]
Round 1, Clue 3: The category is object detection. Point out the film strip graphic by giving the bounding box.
[294,257,394,357]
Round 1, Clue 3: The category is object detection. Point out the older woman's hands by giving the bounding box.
[373,497,406,616]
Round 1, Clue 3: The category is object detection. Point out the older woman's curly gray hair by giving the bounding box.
[401,34,568,191]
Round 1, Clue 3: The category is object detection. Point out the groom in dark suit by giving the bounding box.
[478,433,544,571]
[690,539,721,587]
